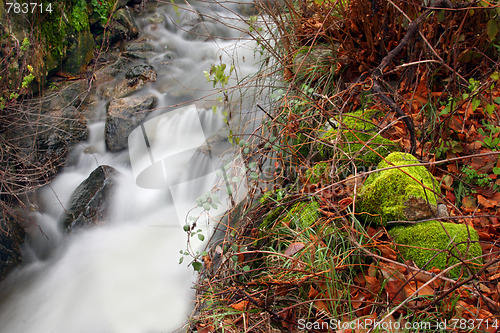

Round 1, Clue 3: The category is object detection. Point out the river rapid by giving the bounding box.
[0,1,262,332]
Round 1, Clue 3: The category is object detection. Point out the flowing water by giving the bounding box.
[0,2,262,332]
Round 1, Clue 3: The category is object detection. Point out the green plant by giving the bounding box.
[21,65,35,89]
[70,0,90,32]
[477,121,500,150]
[461,165,492,188]
[20,37,30,52]
[204,63,234,89]
[91,0,113,24]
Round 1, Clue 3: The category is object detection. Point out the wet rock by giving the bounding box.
[105,95,156,152]
[125,64,157,81]
[108,7,140,44]
[100,59,157,99]
[62,30,96,75]
[63,165,119,232]
[0,210,25,280]
[186,21,229,41]
[123,40,156,59]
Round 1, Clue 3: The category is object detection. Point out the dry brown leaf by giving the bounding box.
[478,194,497,208]
[284,242,305,256]
[309,285,320,299]
[365,275,381,295]
[385,280,407,305]
[378,244,398,261]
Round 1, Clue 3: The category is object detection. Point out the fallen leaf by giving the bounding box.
[230,300,249,311]
[462,196,477,212]
[284,242,305,256]
[378,244,398,261]
[478,195,497,208]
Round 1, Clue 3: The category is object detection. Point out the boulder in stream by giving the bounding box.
[63,165,119,232]
[105,95,156,152]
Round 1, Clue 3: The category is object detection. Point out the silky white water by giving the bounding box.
[0,2,261,332]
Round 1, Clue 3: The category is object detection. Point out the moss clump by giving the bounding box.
[356,152,439,225]
[390,221,482,278]
[261,199,319,230]
[321,109,397,166]
[282,200,319,229]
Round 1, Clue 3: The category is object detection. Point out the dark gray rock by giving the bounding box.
[0,210,25,280]
[123,40,156,59]
[108,7,140,44]
[63,165,119,232]
[105,95,156,152]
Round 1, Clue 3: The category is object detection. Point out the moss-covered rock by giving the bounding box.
[389,221,482,278]
[321,109,397,167]
[62,30,96,75]
[356,152,439,225]
[284,200,319,228]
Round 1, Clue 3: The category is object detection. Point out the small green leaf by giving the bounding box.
[198,233,205,241]
[179,257,184,264]
[250,171,259,180]
[486,104,496,116]
[183,224,190,232]
[203,203,211,211]
[487,19,499,41]
[242,265,250,272]
[493,167,500,175]
[231,255,239,262]
[471,98,481,112]
[243,147,250,154]
[192,261,202,271]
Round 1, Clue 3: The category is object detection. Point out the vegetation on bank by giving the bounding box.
[191,0,500,331]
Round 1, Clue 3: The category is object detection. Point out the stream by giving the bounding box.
[0,1,262,332]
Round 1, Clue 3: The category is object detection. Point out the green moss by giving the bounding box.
[321,109,397,166]
[389,221,482,278]
[282,200,320,229]
[260,199,319,230]
[356,152,439,225]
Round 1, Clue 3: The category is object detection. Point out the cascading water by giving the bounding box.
[0,2,262,332]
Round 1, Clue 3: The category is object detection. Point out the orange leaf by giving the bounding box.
[230,300,249,311]
[478,195,497,208]
[309,286,320,299]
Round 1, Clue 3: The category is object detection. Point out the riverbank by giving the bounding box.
[190,0,500,331]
